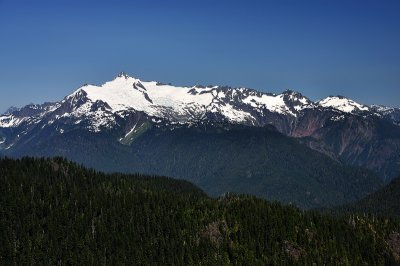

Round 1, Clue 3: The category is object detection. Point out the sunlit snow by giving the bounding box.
[318,96,369,113]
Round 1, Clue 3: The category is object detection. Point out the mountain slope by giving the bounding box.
[336,176,400,217]
[296,112,400,181]
[3,122,382,209]
[1,157,399,265]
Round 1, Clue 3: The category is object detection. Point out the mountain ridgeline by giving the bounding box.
[1,157,400,265]
[1,73,399,208]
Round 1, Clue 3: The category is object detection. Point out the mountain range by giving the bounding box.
[1,72,399,208]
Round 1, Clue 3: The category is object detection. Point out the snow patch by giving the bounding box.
[243,94,295,116]
[0,115,26,128]
[124,123,138,138]
[330,115,345,122]
[216,103,252,122]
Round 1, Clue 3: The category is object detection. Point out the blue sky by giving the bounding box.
[0,0,399,112]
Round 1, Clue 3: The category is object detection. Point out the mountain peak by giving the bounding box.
[4,106,20,115]
[334,95,347,99]
[282,89,301,95]
[318,96,369,113]
[116,71,131,79]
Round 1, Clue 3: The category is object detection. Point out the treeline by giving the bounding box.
[0,157,399,265]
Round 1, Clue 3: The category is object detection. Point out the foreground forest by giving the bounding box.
[1,157,400,265]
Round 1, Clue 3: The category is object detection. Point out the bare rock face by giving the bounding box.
[200,220,229,246]
[388,232,400,261]
[283,240,304,261]
[288,109,400,181]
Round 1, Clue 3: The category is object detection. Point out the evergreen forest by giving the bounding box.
[1,157,399,265]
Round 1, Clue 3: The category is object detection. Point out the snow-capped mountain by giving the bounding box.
[1,72,400,181]
[60,72,318,130]
[2,72,393,132]
[370,105,400,125]
[0,73,316,134]
[317,96,370,113]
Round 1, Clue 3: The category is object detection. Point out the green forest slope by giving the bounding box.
[335,176,400,218]
[0,157,399,265]
[5,124,383,209]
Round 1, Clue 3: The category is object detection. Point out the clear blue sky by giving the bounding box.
[0,0,399,112]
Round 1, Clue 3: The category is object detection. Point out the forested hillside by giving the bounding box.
[335,176,400,218]
[4,124,382,209]
[1,157,399,265]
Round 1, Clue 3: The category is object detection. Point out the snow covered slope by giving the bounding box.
[317,96,369,113]
[58,72,316,131]
[1,72,397,134]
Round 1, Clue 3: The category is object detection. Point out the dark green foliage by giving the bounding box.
[0,157,399,265]
[335,176,400,218]
[6,124,382,209]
